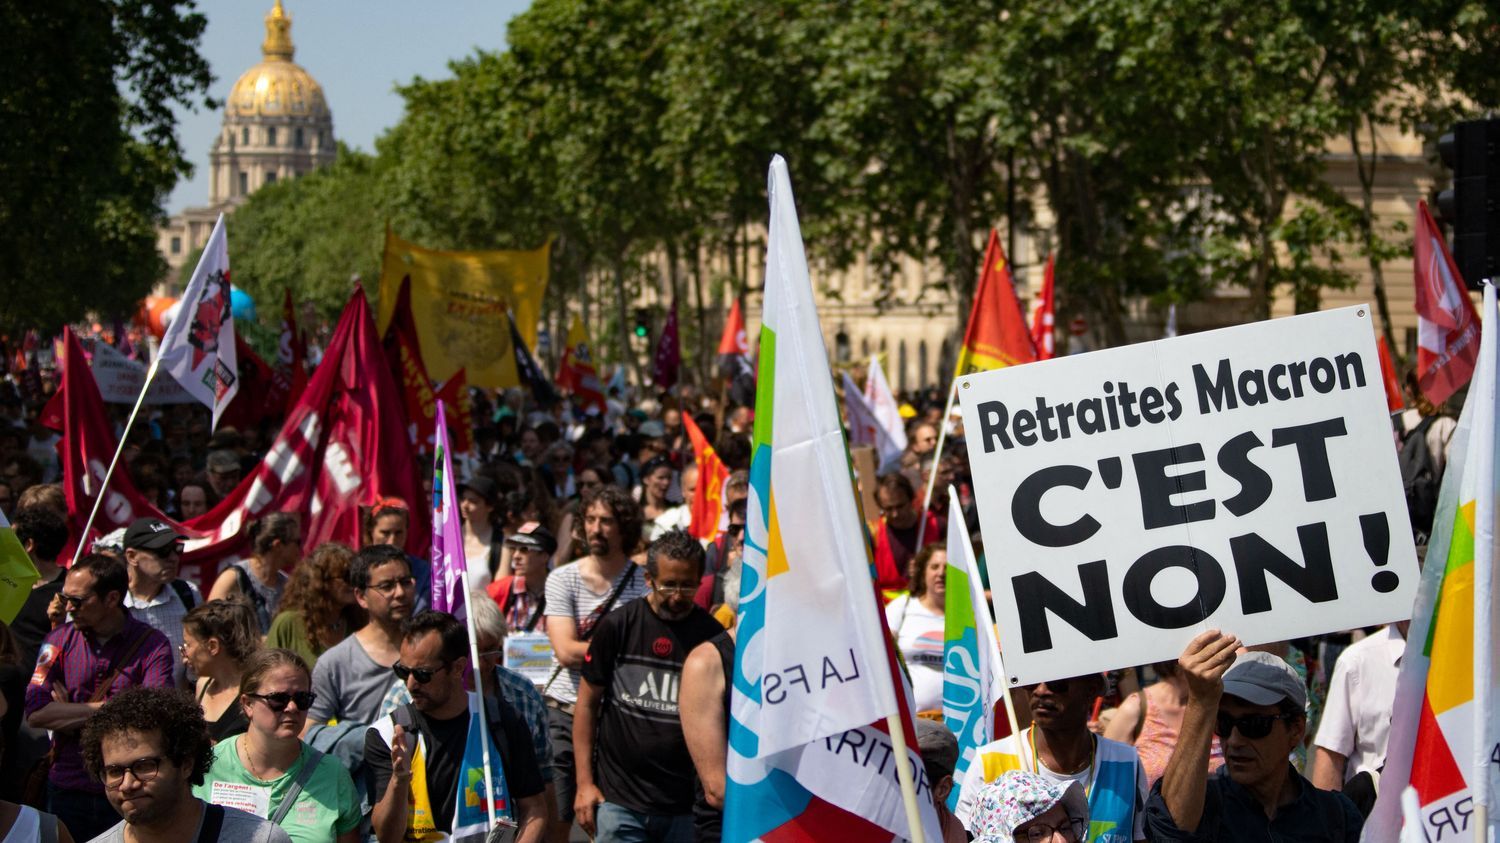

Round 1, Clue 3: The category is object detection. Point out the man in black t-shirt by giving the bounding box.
[574,530,724,840]
[366,611,548,843]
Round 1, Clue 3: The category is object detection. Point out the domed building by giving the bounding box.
[157,0,335,289]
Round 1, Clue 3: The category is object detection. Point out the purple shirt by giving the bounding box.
[24,616,174,792]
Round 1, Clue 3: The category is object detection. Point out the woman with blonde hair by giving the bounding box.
[266,542,365,669]
[196,648,361,843]
[181,599,262,743]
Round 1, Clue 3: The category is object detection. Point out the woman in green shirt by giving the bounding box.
[265,542,363,669]
[195,648,362,843]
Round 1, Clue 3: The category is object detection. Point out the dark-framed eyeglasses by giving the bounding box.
[652,583,697,597]
[1015,817,1087,842]
[393,661,450,684]
[102,756,163,789]
[366,575,416,596]
[247,690,316,712]
[1214,711,1295,740]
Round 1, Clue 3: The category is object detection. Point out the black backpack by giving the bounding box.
[1398,414,1442,542]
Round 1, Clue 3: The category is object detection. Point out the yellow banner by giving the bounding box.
[377,228,551,389]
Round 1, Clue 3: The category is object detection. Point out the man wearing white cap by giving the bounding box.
[1144,630,1363,841]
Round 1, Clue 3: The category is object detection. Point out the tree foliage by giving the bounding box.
[0,0,213,334]
[222,0,1499,358]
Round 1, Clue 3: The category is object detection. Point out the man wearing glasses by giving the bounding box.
[1144,631,1364,841]
[306,545,416,732]
[366,611,547,843]
[81,687,290,842]
[121,518,201,676]
[24,554,175,841]
[572,530,724,841]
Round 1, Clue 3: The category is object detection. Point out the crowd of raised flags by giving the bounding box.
[0,155,1495,843]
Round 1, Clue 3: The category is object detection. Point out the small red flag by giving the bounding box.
[683,413,729,541]
[954,230,1037,376]
[718,299,750,356]
[1031,253,1056,360]
[556,315,607,412]
[1414,200,1479,405]
[1376,336,1404,414]
[434,369,473,453]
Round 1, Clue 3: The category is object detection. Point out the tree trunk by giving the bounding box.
[1351,118,1400,360]
[612,256,639,387]
[691,235,709,391]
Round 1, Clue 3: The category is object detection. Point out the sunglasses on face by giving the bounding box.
[60,593,92,609]
[1025,678,1074,694]
[393,661,450,684]
[247,690,316,712]
[1215,711,1294,740]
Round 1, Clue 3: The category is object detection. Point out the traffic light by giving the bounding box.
[1436,119,1500,290]
[633,308,650,339]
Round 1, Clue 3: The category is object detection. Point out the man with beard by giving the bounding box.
[366,612,547,843]
[81,687,289,842]
[542,486,650,843]
[306,545,417,731]
[955,672,1149,843]
[572,530,723,841]
[26,555,175,841]
[1144,632,1363,841]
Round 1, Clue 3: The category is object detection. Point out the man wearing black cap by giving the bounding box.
[122,517,201,665]
[487,522,556,634]
[1145,631,1363,841]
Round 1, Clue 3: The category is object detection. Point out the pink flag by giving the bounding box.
[652,300,681,389]
[430,399,467,618]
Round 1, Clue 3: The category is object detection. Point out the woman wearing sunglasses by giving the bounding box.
[196,649,362,843]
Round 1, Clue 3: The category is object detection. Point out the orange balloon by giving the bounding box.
[146,296,179,338]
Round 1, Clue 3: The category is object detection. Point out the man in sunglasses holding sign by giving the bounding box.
[1144,630,1364,841]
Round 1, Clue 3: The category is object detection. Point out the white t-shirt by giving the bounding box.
[1314,624,1404,781]
[884,593,945,713]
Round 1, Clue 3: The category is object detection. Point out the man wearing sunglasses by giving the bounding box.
[573,529,725,841]
[366,611,547,843]
[25,555,175,841]
[1144,630,1364,841]
[955,673,1148,842]
[121,518,201,677]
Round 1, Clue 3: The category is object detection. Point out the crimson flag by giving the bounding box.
[1414,200,1479,405]
[1377,336,1405,414]
[1030,253,1055,360]
[652,299,681,389]
[433,369,473,454]
[272,288,309,412]
[382,275,441,450]
[57,289,425,584]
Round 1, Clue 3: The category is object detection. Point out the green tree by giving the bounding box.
[0,0,213,333]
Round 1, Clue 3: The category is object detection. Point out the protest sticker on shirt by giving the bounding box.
[959,305,1419,685]
[208,780,272,818]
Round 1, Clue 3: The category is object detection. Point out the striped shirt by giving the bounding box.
[24,616,174,792]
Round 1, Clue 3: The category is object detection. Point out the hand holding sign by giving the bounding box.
[1178,630,1241,703]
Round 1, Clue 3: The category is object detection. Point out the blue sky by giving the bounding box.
[168,0,530,214]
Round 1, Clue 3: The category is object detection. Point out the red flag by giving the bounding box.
[1030,253,1056,360]
[1414,200,1480,405]
[556,315,606,412]
[434,369,473,454]
[272,288,309,412]
[954,230,1037,376]
[1376,336,1404,414]
[218,335,281,433]
[652,300,681,389]
[717,299,750,356]
[382,275,440,450]
[57,290,424,583]
[683,413,729,541]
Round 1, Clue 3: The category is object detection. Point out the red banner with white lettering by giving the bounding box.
[58,289,425,585]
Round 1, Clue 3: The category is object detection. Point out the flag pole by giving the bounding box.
[884,710,928,843]
[1471,281,1496,843]
[72,354,161,565]
[461,583,499,833]
[915,379,958,549]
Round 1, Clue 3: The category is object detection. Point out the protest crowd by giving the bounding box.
[0,154,1490,843]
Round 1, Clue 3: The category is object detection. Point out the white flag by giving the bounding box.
[864,356,908,471]
[158,214,238,429]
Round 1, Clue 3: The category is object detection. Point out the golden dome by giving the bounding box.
[226,1,330,120]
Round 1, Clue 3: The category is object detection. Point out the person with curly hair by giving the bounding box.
[81,687,290,842]
[182,601,261,744]
[266,543,365,670]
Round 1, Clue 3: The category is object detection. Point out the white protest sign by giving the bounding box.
[959,305,1418,685]
[86,338,196,405]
